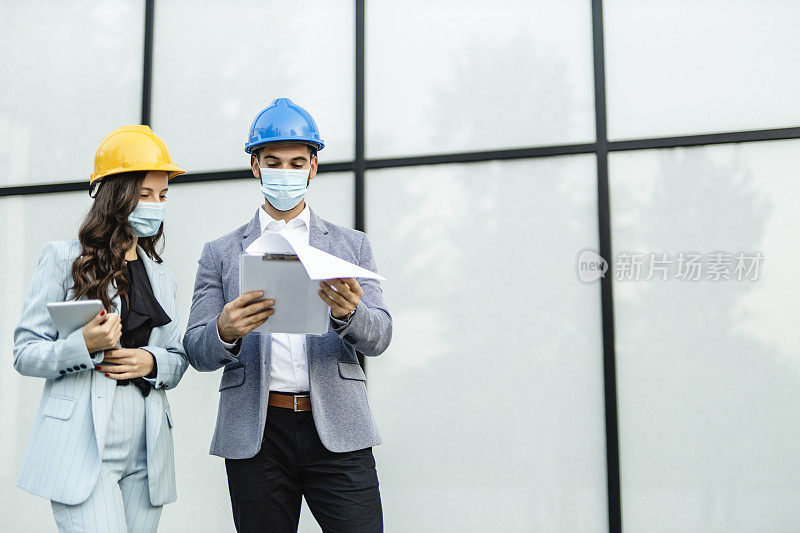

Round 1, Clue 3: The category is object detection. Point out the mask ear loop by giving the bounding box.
[89,180,103,199]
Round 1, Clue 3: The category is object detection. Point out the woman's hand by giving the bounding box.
[95,348,156,380]
[82,311,122,353]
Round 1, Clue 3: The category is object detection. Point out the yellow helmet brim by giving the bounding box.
[90,163,186,184]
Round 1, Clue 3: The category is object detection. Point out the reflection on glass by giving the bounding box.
[366,0,595,158]
[610,140,800,532]
[0,2,143,186]
[605,0,800,139]
[366,157,607,531]
[152,0,354,171]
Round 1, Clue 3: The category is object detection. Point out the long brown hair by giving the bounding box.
[70,171,164,311]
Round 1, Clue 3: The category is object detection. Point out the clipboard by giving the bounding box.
[240,232,386,335]
[239,252,329,335]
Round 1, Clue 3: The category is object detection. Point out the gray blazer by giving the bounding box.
[183,208,392,459]
[13,240,188,505]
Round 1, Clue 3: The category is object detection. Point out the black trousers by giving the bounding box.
[225,404,383,533]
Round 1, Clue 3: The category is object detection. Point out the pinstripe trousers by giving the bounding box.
[51,384,162,532]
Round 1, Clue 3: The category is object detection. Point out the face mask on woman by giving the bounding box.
[128,201,166,237]
[259,167,309,211]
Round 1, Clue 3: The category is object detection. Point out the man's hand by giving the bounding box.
[318,278,363,319]
[217,291,275,343]
[95,348,155,380]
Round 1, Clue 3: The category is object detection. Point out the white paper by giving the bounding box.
[245,232,386,281]
[241,232,385,335]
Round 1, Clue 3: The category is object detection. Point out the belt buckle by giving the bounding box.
[293,394,309,412]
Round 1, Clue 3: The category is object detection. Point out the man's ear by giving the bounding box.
[308,155,318,183]
[251,153,261,180]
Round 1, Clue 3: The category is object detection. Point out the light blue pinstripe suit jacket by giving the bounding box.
[13,240,188,506]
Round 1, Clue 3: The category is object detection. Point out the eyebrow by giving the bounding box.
[263,155,309,162]
[140,187,169,193]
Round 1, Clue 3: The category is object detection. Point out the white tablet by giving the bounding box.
[46,300,104,339]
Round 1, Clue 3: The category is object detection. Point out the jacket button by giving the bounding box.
[59,370,66,375]
[73,366,81,371]
[80,364,87,369]
[66,368,73,372]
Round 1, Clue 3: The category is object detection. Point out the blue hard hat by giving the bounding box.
[245,98,325,154]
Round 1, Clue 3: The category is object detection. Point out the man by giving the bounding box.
[183,98,391,533]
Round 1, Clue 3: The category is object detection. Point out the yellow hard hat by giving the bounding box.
[90,125,185,183]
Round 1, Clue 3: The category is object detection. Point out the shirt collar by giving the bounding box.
[258,203,310,233]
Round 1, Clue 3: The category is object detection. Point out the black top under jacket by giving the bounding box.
[117,258,171,397]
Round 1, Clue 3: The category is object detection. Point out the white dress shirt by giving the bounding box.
[219,205,311,392]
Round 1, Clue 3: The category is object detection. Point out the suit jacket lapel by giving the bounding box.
[308,207,329,253]
[306,208,330,370]
[138,247,163,303]
[240,208,263,253]
[237,209,264,300]
[138,247,168,345]
[238,208,272,372]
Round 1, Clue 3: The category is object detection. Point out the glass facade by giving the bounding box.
[366,0,595,157]
[0,1,143,186]
[604,0,800,140]
[2,2,799,532]
[366,158,608,531]
[152,0,355,170]
[610,140,800,531]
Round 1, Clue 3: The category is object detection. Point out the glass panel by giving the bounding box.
[610,140,800,531]
[365,157,608,531]
[0,2,143,186]
[152,0,355,172]
[0,174,351,532]
[366,0,595,158]
[605,0,800,139]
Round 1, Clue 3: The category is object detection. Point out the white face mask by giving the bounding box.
[259,167,309,211]
[128,201,167,237]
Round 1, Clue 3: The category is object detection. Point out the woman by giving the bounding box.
[13,125,188,532]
